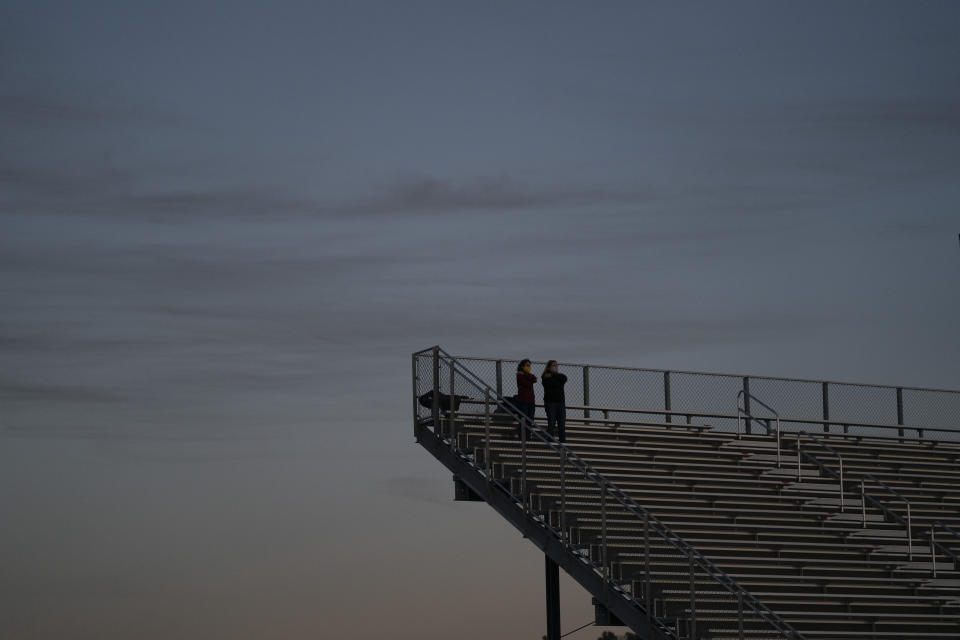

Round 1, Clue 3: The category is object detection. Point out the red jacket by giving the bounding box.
[517,372,537,404]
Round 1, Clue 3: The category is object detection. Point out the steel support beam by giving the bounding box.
[415,425,667,640]
[546,555,561,640]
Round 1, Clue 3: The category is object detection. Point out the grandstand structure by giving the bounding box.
[411,347,960,640]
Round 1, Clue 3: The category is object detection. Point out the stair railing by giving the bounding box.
[417,346,808,640]
[737,391,782,467]
[795,433,845,512]
[927,521,960,578]
[860,473,915,560]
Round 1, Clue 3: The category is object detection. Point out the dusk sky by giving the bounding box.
[2,2,959,639]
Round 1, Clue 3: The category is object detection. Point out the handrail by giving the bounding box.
[737,390,782,467]
[451,354,960,394]
[795,433,845,511]
[785,447,958,579]
[451,354,960,444]
[418,346,807,640]
[860,473,914,560]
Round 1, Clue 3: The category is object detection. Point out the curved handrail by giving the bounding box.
[426,347,807,640]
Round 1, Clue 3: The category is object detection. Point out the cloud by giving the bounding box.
[324,174,643,217]
[0,92,184,128]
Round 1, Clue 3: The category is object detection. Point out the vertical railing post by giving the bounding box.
[931,525,937,578]
[664,371,672,424]
[861,480,867,528]
[839,457,845,512]
[822,382,830,433]
[643,511,651,624]
[559,448,567,543]
[601,485,608,579]
[796,434,802,481]
[743,377,752,435]
[521,412,528,514]
[431,347,440,435]
[495,360,503,397]
[412,353,420,441]
[688,554,697,640]
[737,589,744,640]
[583,366,591,421]
[449,360,457,448]
[896,387,905,440]
[775,416,781,468]
[907,502,913,561]
[484,389,492,485]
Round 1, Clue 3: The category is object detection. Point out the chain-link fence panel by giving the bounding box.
[669,372,743,434]
[902,387,960,433]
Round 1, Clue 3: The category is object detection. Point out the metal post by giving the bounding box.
[601,486,608,579]
[484,389,492,484]
[664,371,672,424]
[449,361,456,447]
[907,502,913,561]
[896,387,905,440]
[737,589,744,640]
[521,412,528,513]
[743,377,752,435]
[644,511,651,624]
[775,417,781,468]
[545,555,561,640]
[412,354,420,441]
[822,382,830,433]
[689,554,697,640]
[861,480,867,528]
[931,525,937,578]
[839,458,845,512]
[796,434,802,482]
[495,360,503,396]
[583,366,591,420]
[431,347,440,434]
[560,448,567,542]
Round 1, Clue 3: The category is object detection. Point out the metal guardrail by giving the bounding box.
[413,346,808,640]
[448,355,960,443]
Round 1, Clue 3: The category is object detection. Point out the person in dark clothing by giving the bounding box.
[514,358,537,437]
[541,360,567,442]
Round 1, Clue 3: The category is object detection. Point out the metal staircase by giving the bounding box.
[411,347,960,639]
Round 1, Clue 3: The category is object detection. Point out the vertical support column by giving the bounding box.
[431,347,440,435]
[583,366,591,420]
[742,377,752,435]
[664,371,672,424]
[822,382,830,433]
[496,360,503,397]
[545,555,561,640]
[896,387,905,440]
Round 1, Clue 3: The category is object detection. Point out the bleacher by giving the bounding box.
[412,347,960,640]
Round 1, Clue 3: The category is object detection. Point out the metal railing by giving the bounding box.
[413,346,807,640]
[737,391,781,466]
[795,432,845,511]
[448,355,960,444]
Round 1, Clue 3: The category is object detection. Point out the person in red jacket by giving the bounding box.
[514,358,537,437]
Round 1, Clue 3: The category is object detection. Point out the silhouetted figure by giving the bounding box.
[541,360,567,442]
[513,358,537,438]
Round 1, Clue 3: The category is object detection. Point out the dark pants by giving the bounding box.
[545,402,566,442]
[512,401,535,438]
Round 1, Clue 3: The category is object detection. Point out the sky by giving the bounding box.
[2,1,959,639]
